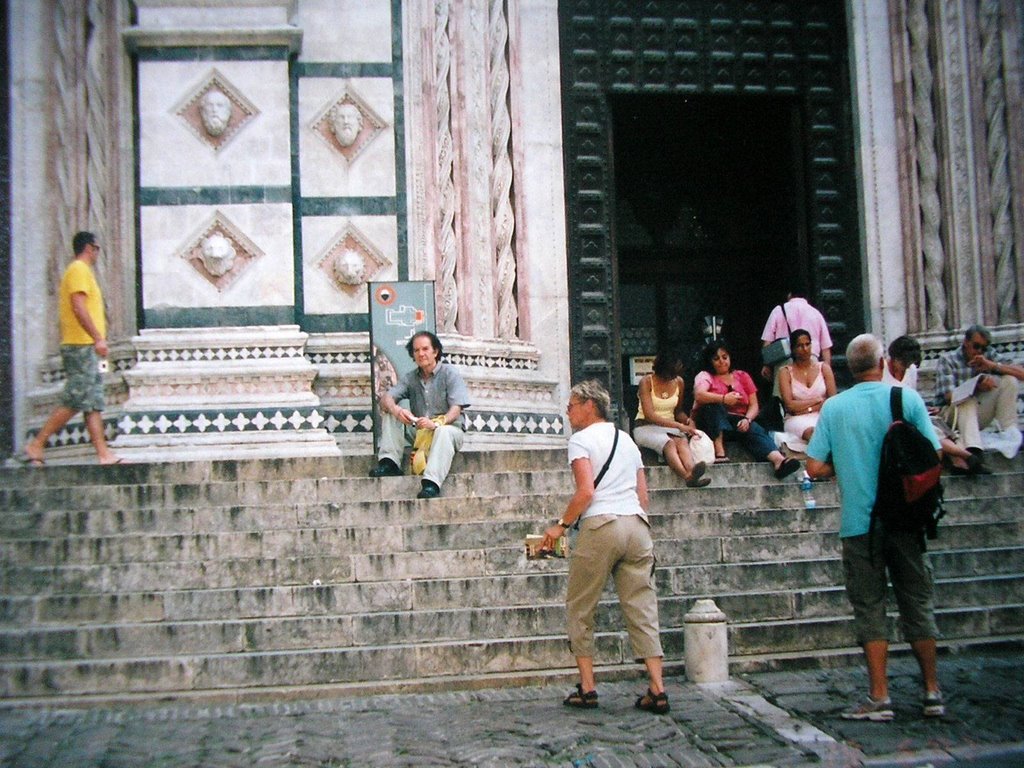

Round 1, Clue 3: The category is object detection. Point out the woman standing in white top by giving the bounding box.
[543,380,670,715]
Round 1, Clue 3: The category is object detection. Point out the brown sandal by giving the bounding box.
[563,683,598,709]
[635,688,670,714]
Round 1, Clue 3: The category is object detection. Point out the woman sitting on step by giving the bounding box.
[632,351,711,488]
[692,340,801,479]
[778,328,837,452]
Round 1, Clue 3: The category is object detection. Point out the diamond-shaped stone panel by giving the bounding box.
[310,85,388,164]
[174,68,260,152]
[315,223,391,297]
[179,212,264,292]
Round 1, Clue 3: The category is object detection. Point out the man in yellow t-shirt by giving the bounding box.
[23,231,122,466]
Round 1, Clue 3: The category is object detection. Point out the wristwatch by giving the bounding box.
[557,519,572,529]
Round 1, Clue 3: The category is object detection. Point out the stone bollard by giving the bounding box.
[684,598,729,683]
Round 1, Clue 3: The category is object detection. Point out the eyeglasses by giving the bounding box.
[566,399,585,411]
[970,341,989,352]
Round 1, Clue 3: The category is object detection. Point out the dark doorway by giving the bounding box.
[614,94,806,400]
[559,1,860,415]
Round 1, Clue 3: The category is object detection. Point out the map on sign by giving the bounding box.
[368,281,436,450]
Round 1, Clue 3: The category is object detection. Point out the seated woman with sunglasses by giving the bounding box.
[692,341,801,479]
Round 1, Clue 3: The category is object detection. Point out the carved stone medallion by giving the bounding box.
[309,85,388,164]
[179,212,264,292]
[314,223,391,297]
[174,69,260,152]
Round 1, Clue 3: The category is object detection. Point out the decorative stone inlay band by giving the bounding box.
[136,345,305,363]
[117,407,329,437]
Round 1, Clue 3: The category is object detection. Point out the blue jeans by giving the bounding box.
[694,403,776,461]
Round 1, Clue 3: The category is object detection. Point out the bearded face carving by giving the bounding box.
[329,103,363,147]
[199,233,237,277]
[199,89,233,137]
[333,249,366,286]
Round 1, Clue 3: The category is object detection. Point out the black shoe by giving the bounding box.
[369,459,402,478]
[417,480,441,499]
[966,453,992,475]
[774,457,800,480]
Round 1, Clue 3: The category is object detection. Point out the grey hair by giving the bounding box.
[569,380,611,420]
[846,333,884,378]
[963,324,993,344]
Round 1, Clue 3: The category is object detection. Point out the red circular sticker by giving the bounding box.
[374,285,396,305]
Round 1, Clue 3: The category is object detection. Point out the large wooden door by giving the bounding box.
[559,0,862,409]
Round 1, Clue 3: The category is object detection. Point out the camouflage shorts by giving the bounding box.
[59,345,106,413]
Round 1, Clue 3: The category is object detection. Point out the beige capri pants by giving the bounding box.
[565,513,663,659]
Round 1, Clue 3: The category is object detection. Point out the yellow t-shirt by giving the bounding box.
[58,259,106,345]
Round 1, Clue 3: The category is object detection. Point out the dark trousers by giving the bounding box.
[695,403,776,461]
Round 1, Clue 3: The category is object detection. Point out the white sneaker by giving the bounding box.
[841,695,894,722]
[922,690,945,717]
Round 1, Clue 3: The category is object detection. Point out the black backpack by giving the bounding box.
[870,387,945,546]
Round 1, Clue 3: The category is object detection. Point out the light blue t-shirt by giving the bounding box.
[806,382,939,538]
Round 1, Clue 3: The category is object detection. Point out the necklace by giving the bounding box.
[792,361,817,387]
[651,375,676,399]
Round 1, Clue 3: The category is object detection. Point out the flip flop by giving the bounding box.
[714,456,731,464]
[774,457,801,479]
[15,452,45,467]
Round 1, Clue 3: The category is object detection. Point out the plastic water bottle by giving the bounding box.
[800,473,816,509]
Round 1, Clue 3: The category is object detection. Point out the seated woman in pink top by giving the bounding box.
[633,351,710,488]
[692,341,801,479]
[779,328,837,451]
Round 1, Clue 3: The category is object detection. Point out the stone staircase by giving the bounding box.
[0,449,1022,706]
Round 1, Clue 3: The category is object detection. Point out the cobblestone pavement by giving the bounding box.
[0,649,1021,767]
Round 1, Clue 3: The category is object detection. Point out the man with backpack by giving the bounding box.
[805,334,945,722]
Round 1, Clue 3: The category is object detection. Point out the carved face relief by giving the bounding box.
[174,70,259,152]
[333,248,366,285]
[329,103,364,147]
[310,87,388,164]
[200,233,237,277]
[199,89,233,137]
[315,224,391,298]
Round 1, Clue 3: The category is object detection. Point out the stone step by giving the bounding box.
[6,562,1020,637]
[2,519,1019,602]
[2,466,1020,539]
[0,512,1017,577]
[3,593,1021,700]
[3,572,1022,662]
[3,462,1022,526]
[1,522,1019,599]
[0,450,568,488]
[0,451,1019,704]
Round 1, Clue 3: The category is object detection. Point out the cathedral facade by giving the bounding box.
[5,0,1023,461]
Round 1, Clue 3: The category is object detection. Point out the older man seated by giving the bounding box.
[934,325,1024,471]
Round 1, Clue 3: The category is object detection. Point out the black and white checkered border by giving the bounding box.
[103,408,565,438]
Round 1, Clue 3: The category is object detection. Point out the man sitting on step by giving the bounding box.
[934,324,1024,470]
[369,331,470,499]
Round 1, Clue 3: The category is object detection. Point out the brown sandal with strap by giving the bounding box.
[563,683,598,709]
[635,688,670,714]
